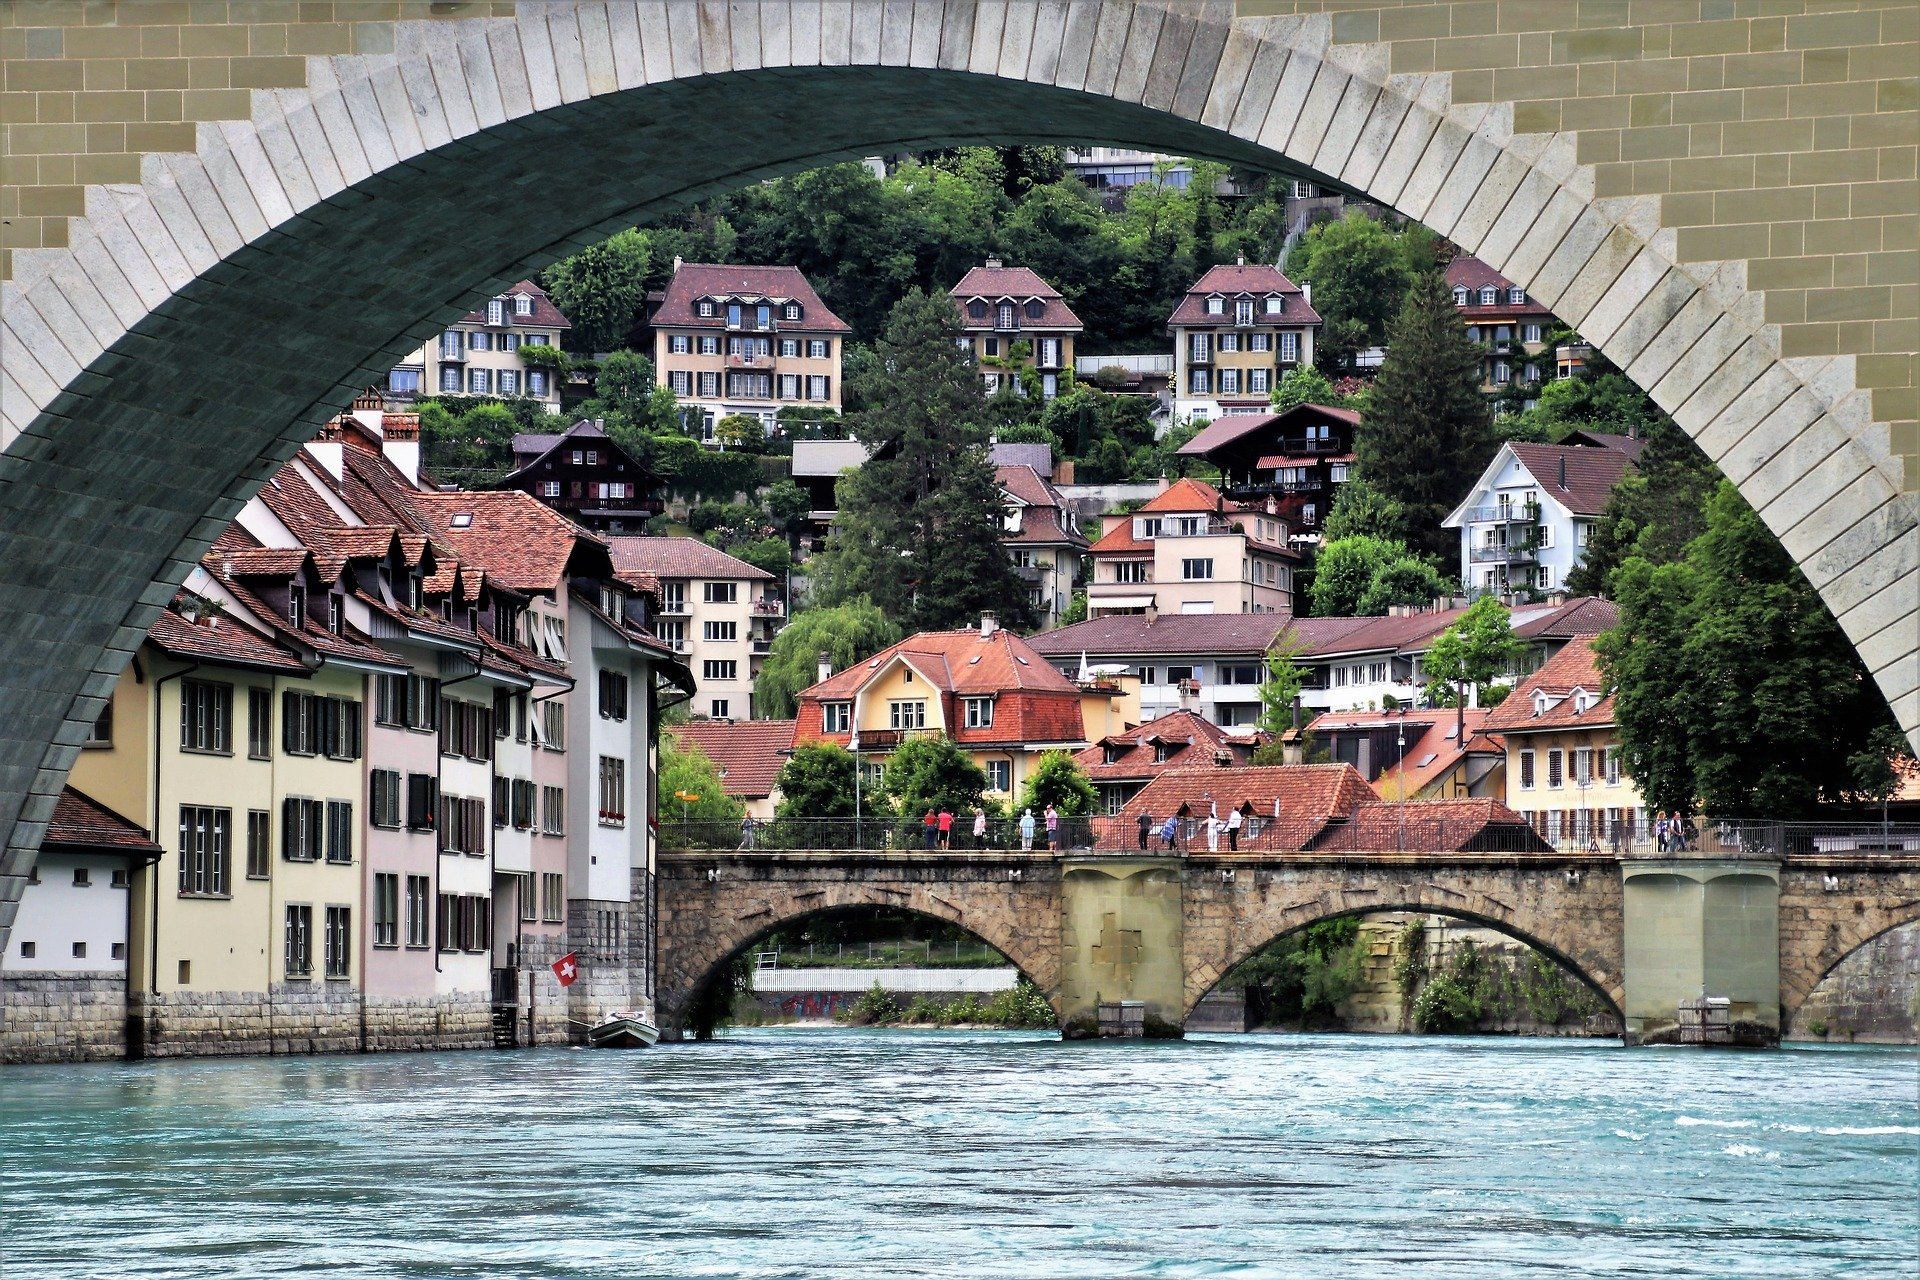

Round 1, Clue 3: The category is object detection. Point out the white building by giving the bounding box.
[606,538,783,721]
[1028,613,1292,730]
[388,280,570,412]
[1442,439,1642,598]
[0,788,156,975]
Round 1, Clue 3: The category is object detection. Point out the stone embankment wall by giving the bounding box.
[1342,915,1618,1037]
[0,972,126,1063]
[1792,921,1920,1044]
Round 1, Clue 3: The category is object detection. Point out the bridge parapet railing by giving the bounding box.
[1625,820,1920,860]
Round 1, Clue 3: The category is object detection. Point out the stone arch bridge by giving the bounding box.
[1,1,1916,948]
[655,844,1920,1041]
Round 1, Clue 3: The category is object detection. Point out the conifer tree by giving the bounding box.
[1357,269,1495,562]
[810,290,1036,632]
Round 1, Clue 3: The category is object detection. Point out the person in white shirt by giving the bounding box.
[1225,804,1243,852]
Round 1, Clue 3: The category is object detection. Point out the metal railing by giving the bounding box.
[1465,504,1542,525]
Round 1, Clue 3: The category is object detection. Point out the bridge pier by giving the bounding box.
[1620,859,1781,1046]
[1058,858,1186,1038]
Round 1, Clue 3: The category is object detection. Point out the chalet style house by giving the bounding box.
[1169,260,1321,422]
[650,260,850,437]
[499,418,662,534]
[388,280,570,411]
[1175,402,1360,543]
[949,258,1084,401]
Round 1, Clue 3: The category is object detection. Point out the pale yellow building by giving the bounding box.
[606,537,784,721]
[389,280,569,411]
[1169,260,1321,422]
[950,259,1083,402]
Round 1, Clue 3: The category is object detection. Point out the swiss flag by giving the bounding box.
[551,952,579,987]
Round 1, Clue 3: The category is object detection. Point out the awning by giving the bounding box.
[1091,595,1154,609]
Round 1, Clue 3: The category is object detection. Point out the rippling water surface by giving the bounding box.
[2,1030,1917,1278]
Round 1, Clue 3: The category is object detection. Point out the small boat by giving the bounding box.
[587,1011,660,1048]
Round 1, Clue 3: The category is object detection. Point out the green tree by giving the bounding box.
[808,290,1035,631]
[1597,483,1907,818]
[1269,365,1340,414]
[1287,212,1424,372]
[1310,534,1422,617]
[1355,556,1450,616]
[729,536,791,579]
[775,742,858,818]
[1017,750,1098,817]
[538,227,653,353]
[1258,631,1311,736]
[1564,410,1719,597]
[1420,596,1523,734]
[752,600,903,719]
[881,735,989,817]
[1321,473,1411,545]
[714,413,767,453]
[660,735,746,823]
[1358,270,1495,562]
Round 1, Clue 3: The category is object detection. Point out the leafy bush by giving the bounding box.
[843,982,902,1026]
[1411,973,1482,1033]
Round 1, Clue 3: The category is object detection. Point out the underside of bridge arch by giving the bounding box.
[2,2,1915,952]
[1777,867,1920,1033]
[1183,883,1626,1027]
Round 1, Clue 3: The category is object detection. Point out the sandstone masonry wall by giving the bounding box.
[1792,919,1920,1043]
[0,970,126,1063]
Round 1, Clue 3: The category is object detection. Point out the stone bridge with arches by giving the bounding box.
[655,844,1920,1041]
[1,0,1916,947]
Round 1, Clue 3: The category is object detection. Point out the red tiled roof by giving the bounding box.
[1139,476,1225,513]
[1562,429,1649,463]
[217,547,312,578]
[411,490,606,595]
[1118,763,1378,848]
[950,264,1084,331]
[1516,596,1618,640]
[997,465,1086,549]
[455,280,571,330]
[1507,443,1635,517]
[148,610,308,673]
[1445,254,1555,319]
[653,263,850,333]
[1483,636,1615,734]
[605,536,775,582]
[218,576,409,670]
[1310,798,1550,853]
[672,720,797,800]
[1169,263,1322,327]
[45,787,160,855]
[1306,708,1499,798]
[1073,710,1250,782]
[1029,613,1293,659]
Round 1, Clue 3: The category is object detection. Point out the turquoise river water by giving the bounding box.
[1,1029,1916,1278]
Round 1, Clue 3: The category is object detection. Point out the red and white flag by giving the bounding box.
[551,952,579,987]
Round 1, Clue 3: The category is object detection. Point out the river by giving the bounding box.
[2,1030,1915,1278]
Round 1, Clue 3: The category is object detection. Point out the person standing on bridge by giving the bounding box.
[923,809,938,850]
[1044,804,1060,851]
[1137,810,1152,851]
[937,806,954,850]
[972,807,988,848]
[1160,813,1180,852]
[739,814,757,850]
[1019,808,1036,851]
[1225,803,1243,852]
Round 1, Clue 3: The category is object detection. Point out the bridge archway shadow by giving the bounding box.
[1780,894,1920,1039]
[1184,903,1626,1036]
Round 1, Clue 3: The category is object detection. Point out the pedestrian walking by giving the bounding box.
[1044,804,1060,851]
[1019,808,1037,851]
[1654,813,1670,852]
[922,808,938,850]
[738,814,757,850]
[1204,812,1220,852]
[937,806,954,850]
[972,807,988,848]
[1225,804,1243,852]
[1160,814,1180,852]
[1136,810,1152,851]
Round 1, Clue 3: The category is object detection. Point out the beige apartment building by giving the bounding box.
[388,280,569,412]
[1085,478,1295,619]
[651,261,850,439]
[607,537,782,721]
[950,259,1083,401]
[1169,260,1321,423]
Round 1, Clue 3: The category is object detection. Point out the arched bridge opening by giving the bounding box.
[2,1,1915,950]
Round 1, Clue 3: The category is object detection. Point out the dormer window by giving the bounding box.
[1235,299,1254,325]
[328,595,343,636]
[466,607,479,633]
[1453,286,1469,305]
[288,584,306,627]
[1508,287,1525,305]
[1103,745,1125,765]
[516,293,534,317]
[487,299,505,326]
[600,585,623,617]
[697,299,715,317]
[1024,299,1045,319]
[1479,286,1498,305]
[1206,295,1225,315]
[1265,295,1284,314]
[1153,743,1172,763]
[1532,690,1550,716]
[997,303,1015,329]
[407,573,422,611]
[968,299,988,320]
[441,599,452,621]
[783,302,801,321]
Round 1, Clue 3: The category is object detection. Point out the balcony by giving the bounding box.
[750,638,772,657]
[658,601,690,617]
[1275,436,1343,454]
[727,351,774,369]
[1469,541,1541,565]
[1465,503,1542,525]
[750,598,786,617]
[1015,564,1048,583]
[1148,517,1238,538]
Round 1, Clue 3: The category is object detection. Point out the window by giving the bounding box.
[487,299,505,326]
[180,680,232,754]
[374,673,406,727]
[1181,558,1215,581]
[438,698,493,762]
[1189,333,1211,362]
[324,906,351,979]
[541,700,566,751]
[1218,368,1240,395]
[1248,369,1270,394]
[406,773,438,832]
[248,687,272,760]
[282,797,324,862]
[703,660,738,682]
[177,806,231,896]
[710,697,730,719]
[405,876,431,948]
[285,905,312,978]
[529,370,548,397]
[86,701,113,747]
[325,800,353,864]
[996,302,1015,329]
[441,330,463,359]
[374,875,399,948]
[697,299,714,317]
[1453,286,1469,305]
[698,371,720,397]
[1036,337,1061,367]
[542,786,566,836]
[541,872,565,923]
[1189,368,1211,394]
[964,697,995,729]
[1265,295,1284,315]
[441,366,462,392]
[889,700,926,730]
[783,302,801,321]
[282,692,363,760]
[1235,299,1254,325]
[1206,296,1225,315]
[1279,331,1299,363]
[1524,322,1543,343]
[436,794,487,856]
[519,874,538,923]
[1114,561,1150,584]
[246,809,270,879]
[703,581,738,604]
[823,702,851,733]
[598,670,630,721]
[468,368,491,395]
[1572,748,1594,787]
[986,760,1012,793]
[704,620,738,642]
[1249,332,1271,353]
[807,375,831,401]
[599,756,627,826]
[498,369,519,396]
[807,339,829,359]
[515,292,534,317]
[1516,749,1537,789]
[1547,749,1564,788]
[1509,287,1526,305]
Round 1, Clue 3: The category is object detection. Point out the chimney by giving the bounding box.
[1178,679,1197,713]
[1301,282,1312,309]
[980,612,998,639]
[672,255,683,271]
[985,255,1002,269]
[1557,454,1568,490]
[817,650,833,685]
[1236,253,1246,266]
